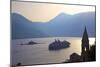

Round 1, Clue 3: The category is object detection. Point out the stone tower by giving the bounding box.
[81,27,89,61]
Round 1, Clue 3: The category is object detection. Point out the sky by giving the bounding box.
[12,1,95,22]
[12,0,96,5]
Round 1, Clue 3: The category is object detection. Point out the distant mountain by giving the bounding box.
[11,13,48,39]
[11,12,95,39]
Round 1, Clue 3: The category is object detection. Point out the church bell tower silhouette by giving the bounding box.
[81,27,89,60]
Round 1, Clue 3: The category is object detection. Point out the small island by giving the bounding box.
[20,40,38,45]
[28,41,38,45]
[49,39,70,50]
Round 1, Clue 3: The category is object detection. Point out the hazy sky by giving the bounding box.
[12,1,95,22]
[12,0,96,5]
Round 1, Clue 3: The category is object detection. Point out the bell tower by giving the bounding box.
[81,27,89,60]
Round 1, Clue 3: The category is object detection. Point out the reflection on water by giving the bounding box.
[89,38,95,45]
[11,37,95,65]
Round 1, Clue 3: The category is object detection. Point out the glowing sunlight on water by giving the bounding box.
[89,38,95,45]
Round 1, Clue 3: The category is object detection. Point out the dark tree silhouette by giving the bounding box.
[88,45,96,61]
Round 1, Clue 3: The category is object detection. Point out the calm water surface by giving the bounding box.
[11,37,95,65]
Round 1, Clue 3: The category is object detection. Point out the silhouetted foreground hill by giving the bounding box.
[11,12,95,39]
[63,45,96,63]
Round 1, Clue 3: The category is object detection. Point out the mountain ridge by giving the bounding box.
[11,12,95,39]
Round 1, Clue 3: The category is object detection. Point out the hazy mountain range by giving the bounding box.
[11,12,95,39]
